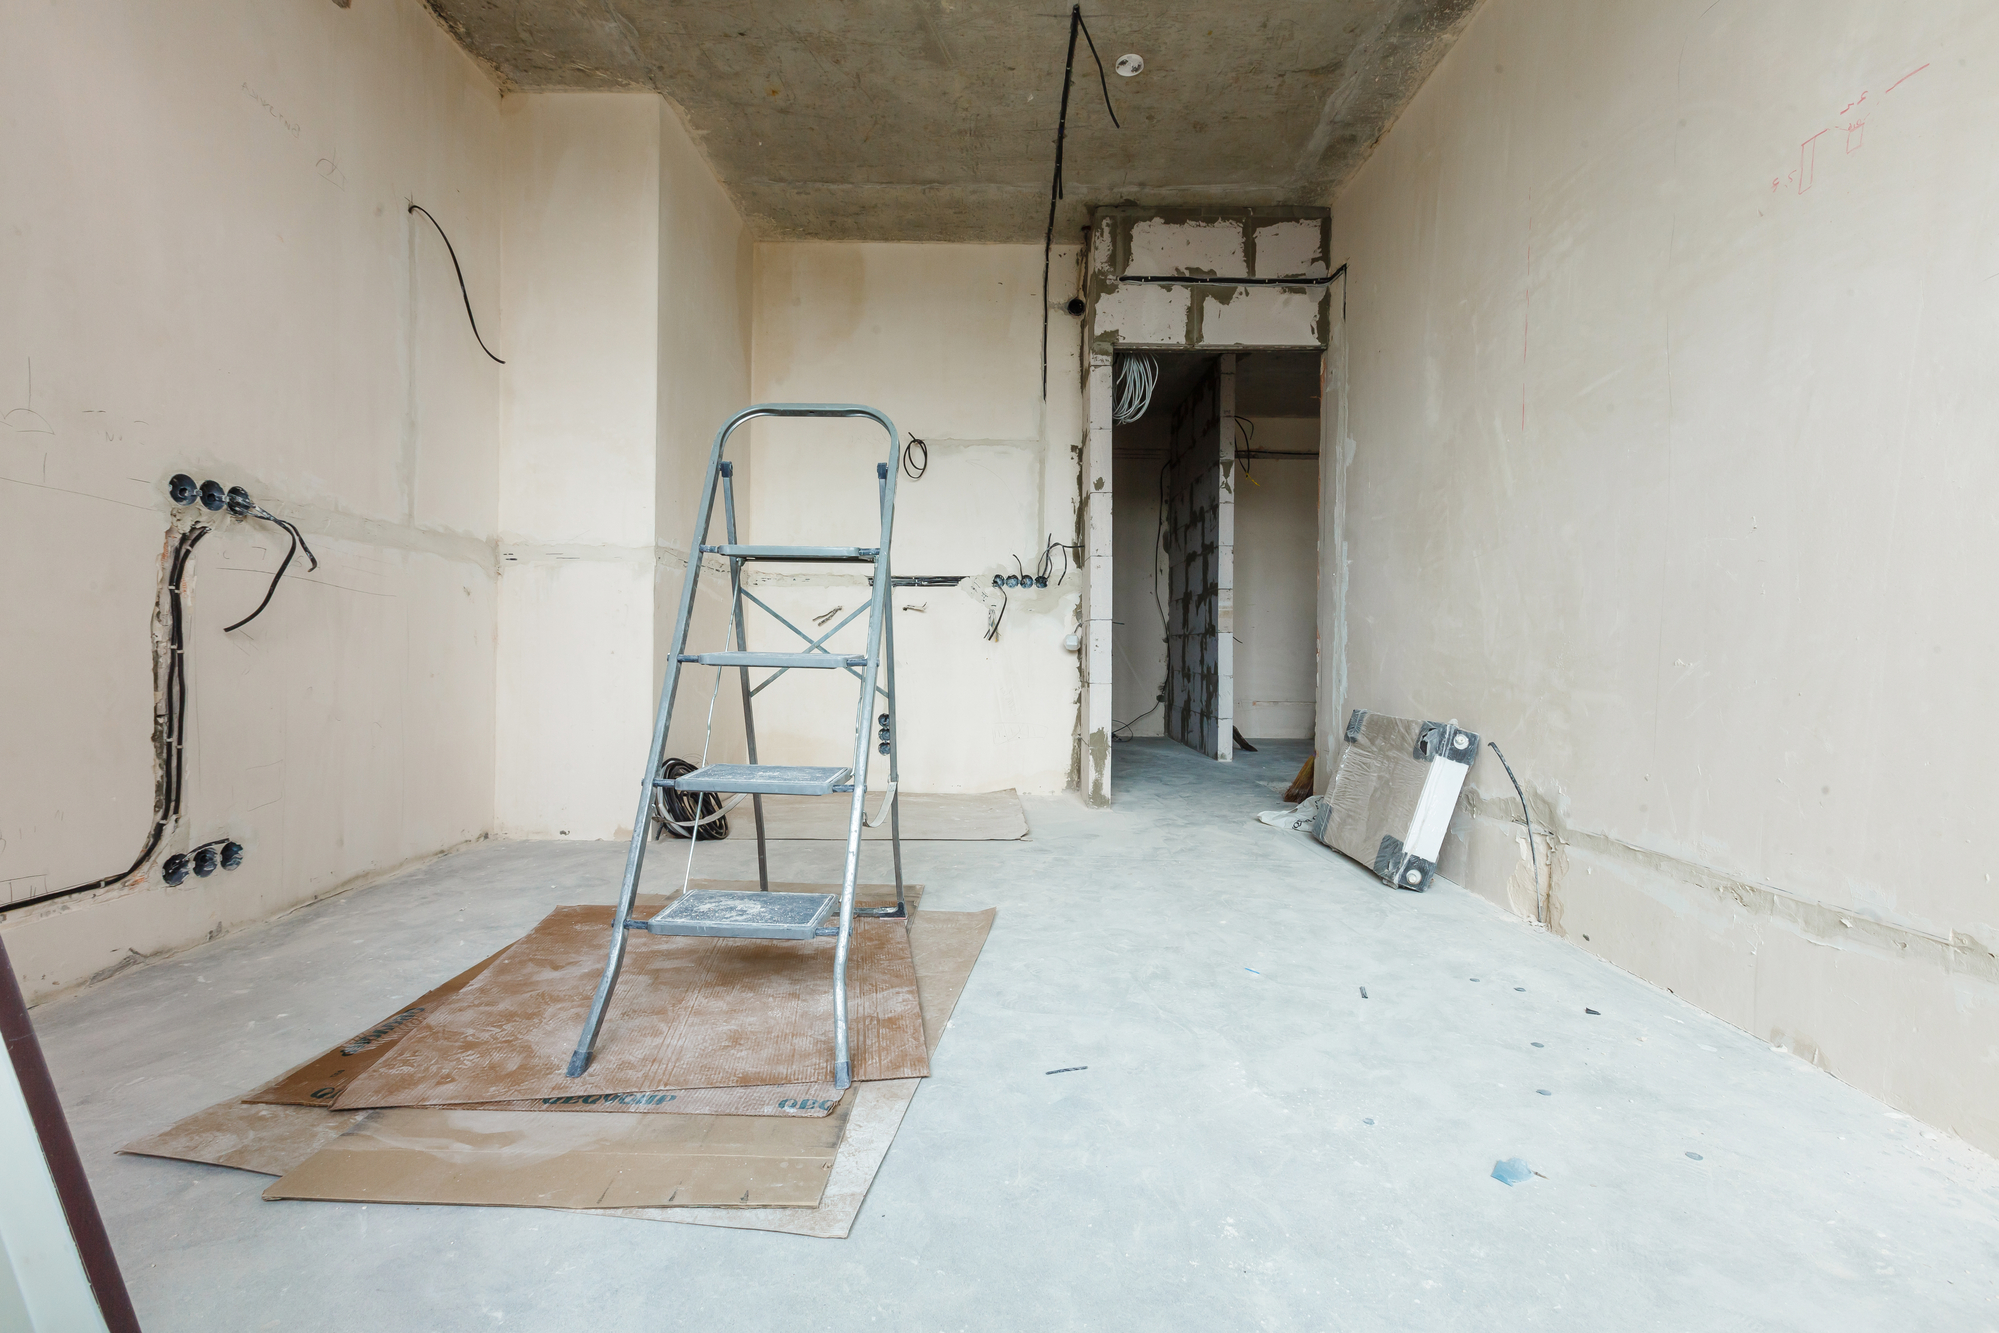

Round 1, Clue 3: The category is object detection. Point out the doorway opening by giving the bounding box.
[1109,349,1323,762]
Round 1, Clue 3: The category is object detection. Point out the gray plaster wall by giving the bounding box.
[1326,0,1999,1154]
[1233,418,1321,741]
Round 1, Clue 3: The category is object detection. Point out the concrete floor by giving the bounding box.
[30,738,1999,1331]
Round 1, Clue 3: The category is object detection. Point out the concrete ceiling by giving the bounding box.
[428,0,1478,243]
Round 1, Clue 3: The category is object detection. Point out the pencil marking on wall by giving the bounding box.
[1778,62,1927,197]
[1521,186,1531,435]
[242,82,302,139]
[3,358,55,436]
[1796,129,1827,194]
[1884,63,1928,94]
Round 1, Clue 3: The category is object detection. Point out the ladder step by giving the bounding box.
[660,763,853,795]
[679,652,866,669]
[631,889,835,940]
[703,544,880,562]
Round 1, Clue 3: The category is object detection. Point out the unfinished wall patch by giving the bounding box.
[1252,220,1332,280]
[1126,218,1247,279]
[1200,289,1324,348]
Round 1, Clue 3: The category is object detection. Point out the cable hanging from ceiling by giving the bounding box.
[1113,353,1159,423]
[1040,3,1120,399]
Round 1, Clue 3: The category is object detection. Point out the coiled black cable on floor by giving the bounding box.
[651,757,733,841]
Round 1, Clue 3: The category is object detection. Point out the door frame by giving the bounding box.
[1076,206,1339,806]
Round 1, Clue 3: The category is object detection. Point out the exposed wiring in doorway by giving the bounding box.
[408,202,506,365]
[1113,457,1171,739]
[1114,354,1159,422]
[1227,415,1258,483]
[1041,4,1119,399]
[901,433,928,480]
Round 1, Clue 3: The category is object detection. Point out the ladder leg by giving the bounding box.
[567,781,654,1076]
[882,550,905,917]
[833,463,898,1088]
[569,433,726,1077]
[722,465,771,893]
[872,461,906,918]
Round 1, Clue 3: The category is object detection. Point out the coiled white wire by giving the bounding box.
[1114,353,1159,423]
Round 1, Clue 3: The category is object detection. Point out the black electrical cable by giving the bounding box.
[1041,4,1119,399]
[985,586,1008,641]
[1228,415,1256,477]
[408,202,506,365]
[1486,740,1539,918]
[52,526,208,900]
[1039,534,1082,585]
[1153,449,1170,637]
[902,434,928,480]
[651,757,732,841]
[1113,460,1174,741]
[1076,11,1120,129]
[223,508,318,633]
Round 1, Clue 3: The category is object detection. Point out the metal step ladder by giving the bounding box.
[566,404,907,1090]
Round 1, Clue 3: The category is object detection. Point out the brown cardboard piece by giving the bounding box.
[599,908,994,1236]
[248,882,917,1116]
[119,1099,360,1176]
[120,910,994,1212]
[334,904,928,1109]
[243,952,508,1107]
[263,1095,854,1209]
[758,791,1027,841]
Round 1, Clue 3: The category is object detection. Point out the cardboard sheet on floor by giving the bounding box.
[243,951,509,1106]
[263,1095,854,1209]
[119,1099,361,1176]
[119,910,993,1223]
[335,906,927,1110]
[247,882,916,1115]
[758,791,1027,841]
[601,908,994,1237]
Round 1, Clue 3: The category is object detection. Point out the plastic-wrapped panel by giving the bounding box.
[1313,710,1478,891]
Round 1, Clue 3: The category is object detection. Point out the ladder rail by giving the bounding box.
[568,403,902,1083]
[722,464,770,894]
[876,466,907,914]
[830,457,899,1086]
[565,420,727,1077]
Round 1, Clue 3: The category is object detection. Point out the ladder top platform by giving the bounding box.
[679,652,866,669]
[663,763,852,795]
[703,544,880,562]
[634,889,834,940]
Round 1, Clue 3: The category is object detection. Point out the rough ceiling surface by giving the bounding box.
[426,1,1480,242]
